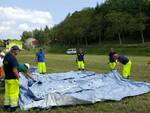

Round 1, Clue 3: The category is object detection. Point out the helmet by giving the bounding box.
[0,52,5,56]
[24,63,30,69]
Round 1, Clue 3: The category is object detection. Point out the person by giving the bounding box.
[0,52,5,78]
[3,45,20,112]
[36,48,46,74]
[17,63,33,80]
[76,48,85,71]
[146,61,150,68]
[113,53,132,79]
[108,48,117,70]
[17,63,42,84]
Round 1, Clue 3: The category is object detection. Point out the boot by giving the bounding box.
[10,107,18,112]
[3,105,10,111]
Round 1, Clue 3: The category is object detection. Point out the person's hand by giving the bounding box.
[33,80,37,82]
[145,63,149,68]
[37,81,42,84]
[36,60,38,64]
[33,80,42,84]
[17,75,20,80]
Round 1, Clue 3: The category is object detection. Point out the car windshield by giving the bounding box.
[67,48,76,51]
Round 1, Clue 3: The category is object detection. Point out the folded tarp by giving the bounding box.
[19,70,150,110]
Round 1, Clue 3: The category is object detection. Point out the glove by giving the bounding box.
[33,80,37,82]
[37,81,42,84]
[33,80,42,84]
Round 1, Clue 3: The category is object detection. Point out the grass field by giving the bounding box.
[0,53,150,113]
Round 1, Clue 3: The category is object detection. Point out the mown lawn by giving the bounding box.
[0,53,150,113]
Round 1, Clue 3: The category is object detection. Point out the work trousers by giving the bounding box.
[37,62,46,74]
[4,79,19,108]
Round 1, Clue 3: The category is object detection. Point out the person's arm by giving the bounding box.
[11,56,20,79]
[21,70,35,80]
[76,54,78,63]
[0,59,3,67]
[25,71,35,80]
[35,53,38,63]
[44,52,45,59]
[146,61,150,68]
[83,54,85,63]
[43,50,46,62]
[23,71,42,84]
[13,67,20,79]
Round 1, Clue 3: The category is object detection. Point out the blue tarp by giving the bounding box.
[19,70,150,110]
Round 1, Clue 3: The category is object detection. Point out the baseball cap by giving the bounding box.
[11,45,20,51]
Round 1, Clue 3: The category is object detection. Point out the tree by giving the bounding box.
[21,31,33,41]
[33,29,45,45]
[20,0,150,46]
[106,11,134,44]
[44,25,50,45]
[135,13,147,43]
[91,5,105,45]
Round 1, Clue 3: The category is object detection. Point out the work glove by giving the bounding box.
[37,81,42,84]
[33,80,42,84]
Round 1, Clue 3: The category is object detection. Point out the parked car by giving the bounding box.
[66,48,77,54]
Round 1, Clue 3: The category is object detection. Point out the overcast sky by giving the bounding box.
[0,0,105,39]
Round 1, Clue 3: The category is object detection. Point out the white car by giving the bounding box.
[66,48,77,54]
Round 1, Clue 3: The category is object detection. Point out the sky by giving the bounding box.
[0,0,105,39]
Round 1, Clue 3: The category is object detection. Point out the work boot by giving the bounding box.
[10,107,18,112]
[3,105,10,111]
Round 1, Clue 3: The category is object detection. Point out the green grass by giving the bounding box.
[0,53,150,113]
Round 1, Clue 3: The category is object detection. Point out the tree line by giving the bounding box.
[21,0,150,47]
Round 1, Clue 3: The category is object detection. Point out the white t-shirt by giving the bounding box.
[0,57,4,67]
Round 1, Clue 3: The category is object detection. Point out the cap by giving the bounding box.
[24,63,30,69]
[39,48,43,51]
[0,52,5,56]
[112,52,116,55]
[11,45,20,51]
